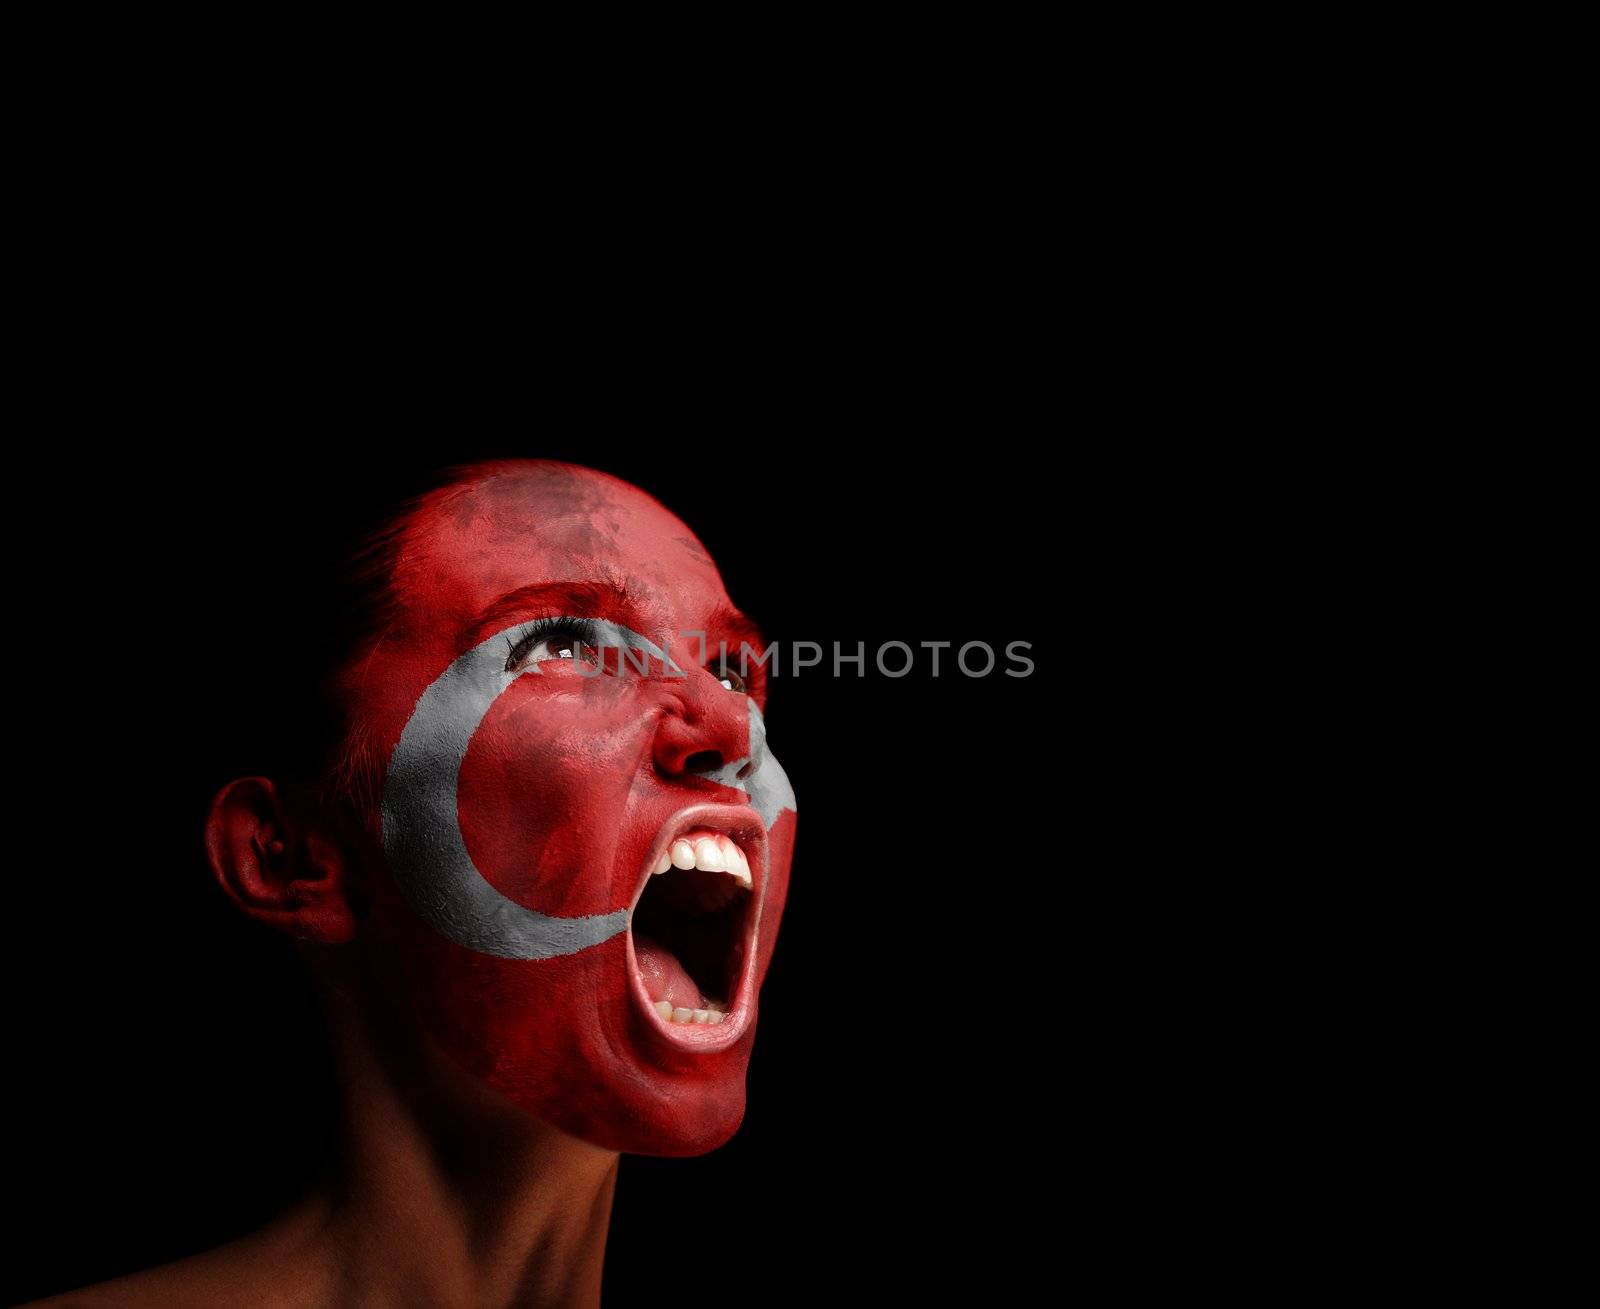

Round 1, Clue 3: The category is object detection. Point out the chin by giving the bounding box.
[401,926,764,1157]
[508,1053,754,1158]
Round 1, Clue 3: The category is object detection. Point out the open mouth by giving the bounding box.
[627,805,764,1050]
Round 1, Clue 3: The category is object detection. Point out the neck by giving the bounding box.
[299,947,620,1308]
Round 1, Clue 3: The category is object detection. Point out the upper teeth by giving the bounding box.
[653,829,752,888]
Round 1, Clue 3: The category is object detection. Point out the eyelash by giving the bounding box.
[505,617,604,671]
[504,616,766,697]
[714,643,767,697]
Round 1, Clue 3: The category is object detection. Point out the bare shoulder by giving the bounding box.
[21,1205,336,1309]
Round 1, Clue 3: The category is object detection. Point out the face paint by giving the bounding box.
[341,463,798,1155]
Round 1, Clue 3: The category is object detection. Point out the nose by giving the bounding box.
[653,667,754,780]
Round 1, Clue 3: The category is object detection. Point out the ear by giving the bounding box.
[204,777,360,943]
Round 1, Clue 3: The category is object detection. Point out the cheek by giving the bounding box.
[456,674,652,915]
[755,808,798,989]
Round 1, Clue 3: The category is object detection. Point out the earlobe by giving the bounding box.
[205,777,360,944]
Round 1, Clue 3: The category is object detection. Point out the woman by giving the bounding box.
[36,458,798,1307]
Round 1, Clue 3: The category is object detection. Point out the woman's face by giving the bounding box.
[339,463,797,1154]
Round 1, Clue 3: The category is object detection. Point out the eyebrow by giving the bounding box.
[469,580,636,643]
[706,603,767,653]
[469,581,767,655]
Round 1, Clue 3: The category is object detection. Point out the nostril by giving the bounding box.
[683,750,724,775]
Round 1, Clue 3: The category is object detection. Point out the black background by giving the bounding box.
[5,429,1102,1304]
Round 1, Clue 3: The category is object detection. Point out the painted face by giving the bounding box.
[341,463,797,1155]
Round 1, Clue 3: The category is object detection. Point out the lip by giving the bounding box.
[625,801,767,1054]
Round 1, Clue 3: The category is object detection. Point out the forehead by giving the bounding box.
[390,464,729,634]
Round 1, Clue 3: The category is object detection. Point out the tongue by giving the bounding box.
[634,934,706,1009]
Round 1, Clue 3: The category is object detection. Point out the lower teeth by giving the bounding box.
[654,999,727,1025]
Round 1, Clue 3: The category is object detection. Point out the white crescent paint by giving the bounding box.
[380,617,796,960]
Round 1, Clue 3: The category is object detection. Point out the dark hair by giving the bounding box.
[203,460,483,827]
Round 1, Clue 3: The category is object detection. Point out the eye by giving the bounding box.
[712,660,747,694]
[506,621,603,673]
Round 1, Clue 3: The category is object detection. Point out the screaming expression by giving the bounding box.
[346,464,797,1155]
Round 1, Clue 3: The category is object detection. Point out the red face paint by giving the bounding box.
[337,462,797,1154]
